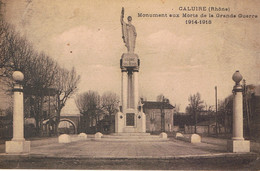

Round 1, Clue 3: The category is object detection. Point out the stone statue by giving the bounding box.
[121,7,137,53]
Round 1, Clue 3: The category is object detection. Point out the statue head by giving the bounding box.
[127,16,132,22]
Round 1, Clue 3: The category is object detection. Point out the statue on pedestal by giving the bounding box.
[121,7,137,53]
[117,8,145,134]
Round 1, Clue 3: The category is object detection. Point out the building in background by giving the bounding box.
[248,85,260,140]
[142,101,175,133]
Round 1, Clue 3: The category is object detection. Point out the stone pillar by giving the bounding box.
[141,112,146,132]
[6,71,30,154]
[232,86,244,140]
[12,83,25,141]
[122,70,127,112]
[127,71,134,108]
[119,53,145,133]
[133,70,139,110]
[115,111,124,133]
[227,71,250,152]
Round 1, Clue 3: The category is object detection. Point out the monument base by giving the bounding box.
[5,140,30,154]
[227,140,250,152]
[115,111,146,133]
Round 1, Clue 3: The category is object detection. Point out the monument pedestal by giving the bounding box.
[115,111,146,133]
[227,140,250,152]
[116,53,146,133]
[5,140,30,154]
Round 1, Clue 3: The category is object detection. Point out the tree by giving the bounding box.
[0,20,35,83]
[101,91,119,133]
[218,99,230,134]
[156,94,170,132]
[53,67,80,135]
[186,92,204,133]
[242,80,254,138]
[75,90,102,133]
[0,19,13,73]
[0,19,58,135]
[174,104,181,113]
[156,94,164,102]
[0,18,82,136]
[25,53,58,135]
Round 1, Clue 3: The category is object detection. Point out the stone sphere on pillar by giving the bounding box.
[12,71,24,82]
[232,70,243,85]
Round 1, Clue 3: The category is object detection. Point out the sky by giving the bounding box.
[2,0,260,113]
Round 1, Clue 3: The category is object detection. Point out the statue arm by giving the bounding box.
[121,7,127,43]
[120,7,124,25]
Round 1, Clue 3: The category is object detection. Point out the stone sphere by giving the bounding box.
[232,70,243,84]
[12,71,24,82]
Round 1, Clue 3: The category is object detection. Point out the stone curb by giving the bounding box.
[0,152,257,160]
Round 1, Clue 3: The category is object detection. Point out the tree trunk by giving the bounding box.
[109,113,113,133]
[55,109,61,136]
[95,114,98,133]
[34,96,40,136]
[39,95,44,137]
[86,115,90,133]
[194,112,197,133]
[224,111,226,133]
[246,98,251,138]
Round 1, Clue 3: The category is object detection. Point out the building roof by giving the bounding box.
[142,101,175,109]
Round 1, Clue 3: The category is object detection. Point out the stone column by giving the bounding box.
[6,71,30,154]
[133,70,139,110]
[12,83,25,141]
[227,71,250,152]
[232,85,244,140]
[127,71,132,108]
[122,70,128,112]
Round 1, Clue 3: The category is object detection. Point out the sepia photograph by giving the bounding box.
[0,0,259,169]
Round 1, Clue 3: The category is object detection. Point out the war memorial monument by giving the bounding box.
[115,7,146,134]
[0,5,257,170]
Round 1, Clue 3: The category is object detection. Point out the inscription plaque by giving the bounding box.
[126,113,135,126]
[121,53,139,68]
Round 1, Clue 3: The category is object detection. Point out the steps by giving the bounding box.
[110,132,151,136]
[95,133,168,142]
